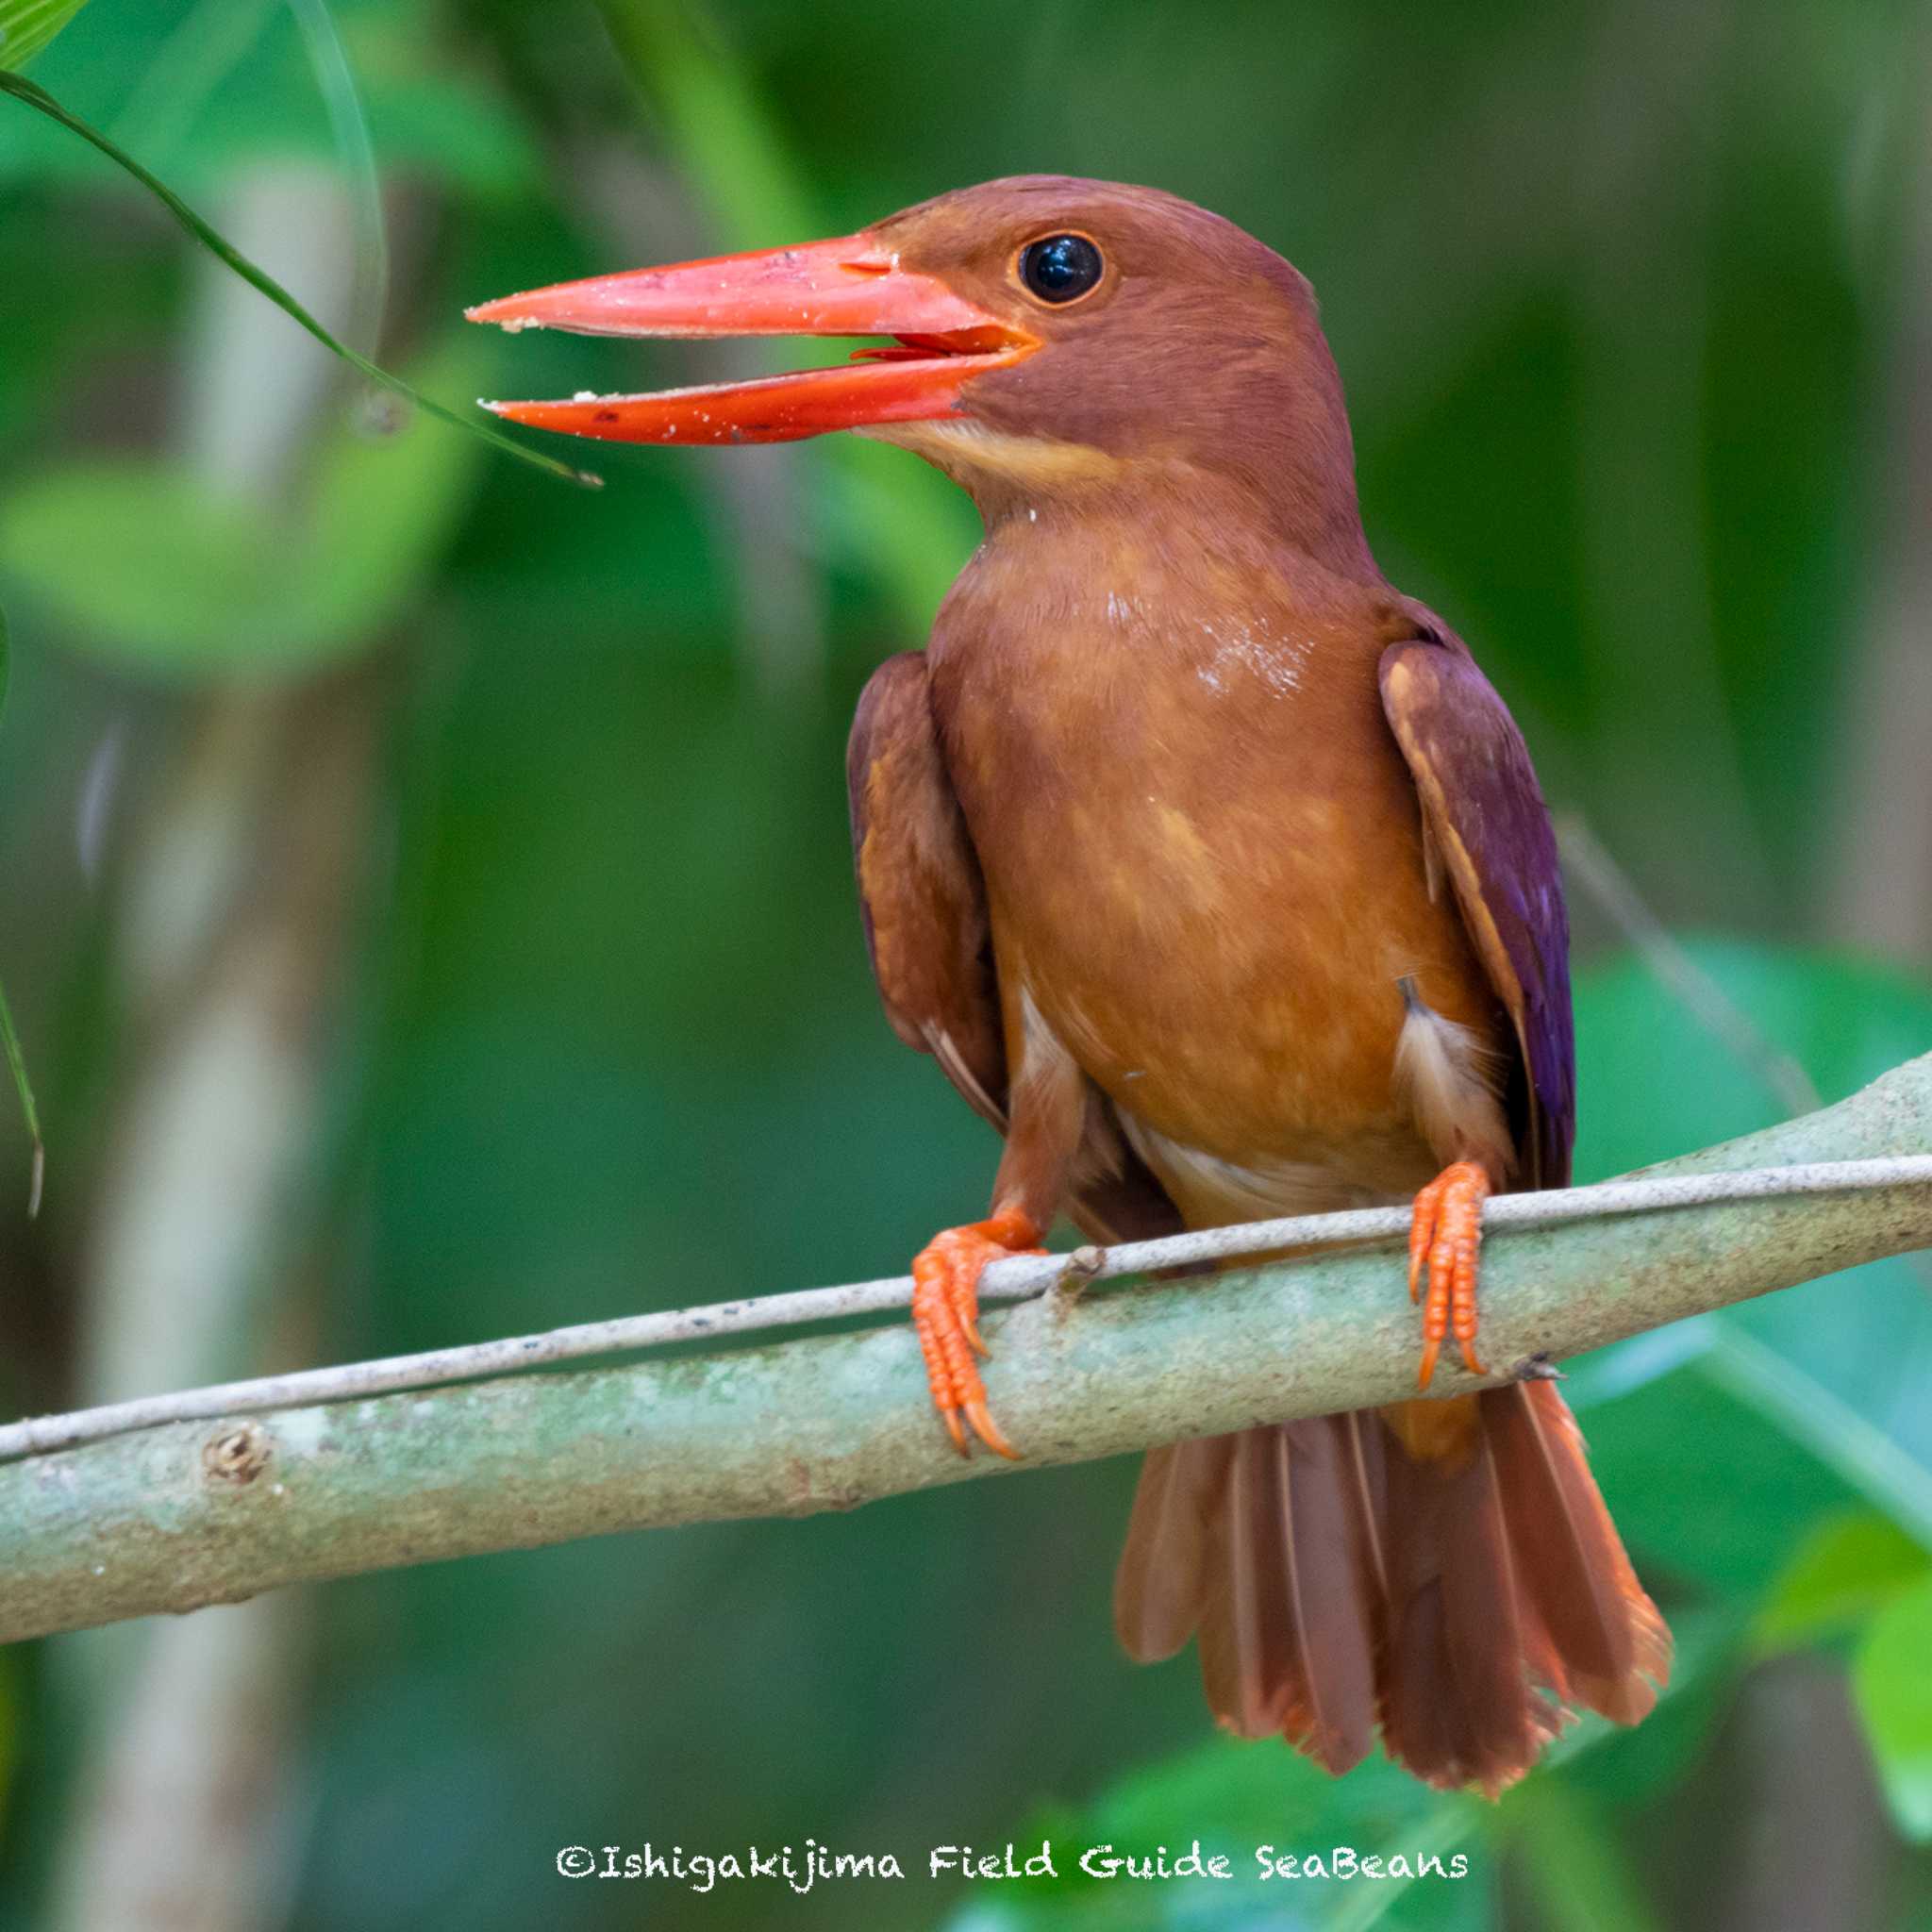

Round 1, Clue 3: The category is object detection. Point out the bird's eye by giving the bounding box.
[1018,233,1104,304]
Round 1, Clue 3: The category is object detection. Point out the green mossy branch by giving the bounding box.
[1,1054,1929,1644]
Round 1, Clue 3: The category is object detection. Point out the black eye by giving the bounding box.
[1019,233,1104,304]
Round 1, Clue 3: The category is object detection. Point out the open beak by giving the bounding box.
[465,234,1036,445]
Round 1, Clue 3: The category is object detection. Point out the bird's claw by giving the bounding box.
[910,1209,1041,1459]
[1409,1160,1491,1391]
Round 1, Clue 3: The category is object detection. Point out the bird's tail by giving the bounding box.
[1113,1383,1671,1794]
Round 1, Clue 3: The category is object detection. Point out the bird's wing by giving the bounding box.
[1379,636,1575,1188]
[847,651,1182,1241]
[847,651,1008,1130]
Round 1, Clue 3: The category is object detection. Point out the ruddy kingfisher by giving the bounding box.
[469,175,1670,1792]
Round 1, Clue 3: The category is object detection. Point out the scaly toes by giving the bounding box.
[1409,1161,1491,1391]
[909,1213,1038,1459]
[1408,1171,1444,1307]
[911,1241,982,1455]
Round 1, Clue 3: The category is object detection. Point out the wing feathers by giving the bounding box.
[848,653,1007,1125]
[846,651,1183,1241]
[1380,638,1575,1187]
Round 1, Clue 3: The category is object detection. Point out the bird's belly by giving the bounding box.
[977,741,1500,1216]
[1115,1115,1438,1228]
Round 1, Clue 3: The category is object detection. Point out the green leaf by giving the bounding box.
[281,355,491,657]
[0,461,281,666]
[1503,1778,1663,1932]
[939,1620,1741,1932]
[1754,1509,1931,1654]
[933,1731,1487,1932]
[0,68,596,489]
[0,0,92,73]
[1852,1574,1932,1840]
[1569,940,1932,1507]
[1,343,492,676]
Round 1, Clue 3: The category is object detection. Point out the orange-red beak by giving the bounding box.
[466,234,1036,446]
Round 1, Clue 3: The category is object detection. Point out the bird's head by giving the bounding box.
[469,175,1364,552]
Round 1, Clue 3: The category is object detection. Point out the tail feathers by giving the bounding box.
[1113,1385,1669,1796]
[1376,1398,1566,1793]
[1114,1435,1232,1661]
[1208,1424,1382,1771]
[1119,1418,1385,1776]
[1485,1381,1671,1725]
[1260,1420,1382,1772]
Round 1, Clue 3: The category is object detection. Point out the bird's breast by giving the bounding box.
[927,549,1502,1191]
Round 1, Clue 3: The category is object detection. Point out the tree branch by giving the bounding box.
[9,1156,1930,1464]
[6,1053,1932,1646]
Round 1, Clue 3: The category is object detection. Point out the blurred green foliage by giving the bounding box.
[0,602,39,1197]
[1757,1513,1932,1655]
[1857,1579,1932,1842]
[0,340,490,673]
[0,2,1929,1930]
[0,1,92,75]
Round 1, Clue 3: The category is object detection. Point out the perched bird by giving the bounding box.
[469,176,1670,1792]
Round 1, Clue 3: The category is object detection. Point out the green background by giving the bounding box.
[1,2,1930,1928]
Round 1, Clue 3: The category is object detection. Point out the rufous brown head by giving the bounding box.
[468,175,1362,543]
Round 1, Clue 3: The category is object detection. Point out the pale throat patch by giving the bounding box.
[859,417,1129,489]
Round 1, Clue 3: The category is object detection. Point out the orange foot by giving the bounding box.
[1408,1161,1492,1391]
[910,1206,1042,1460]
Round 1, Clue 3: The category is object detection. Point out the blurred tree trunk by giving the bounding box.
[1656,1657,1896,1932]
[1824,32,1932,967]
[47,168,380,1932]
